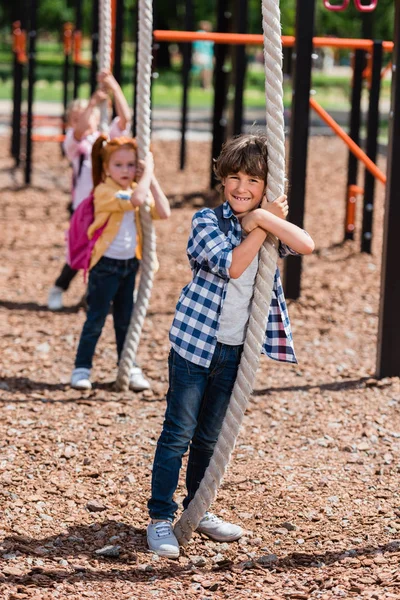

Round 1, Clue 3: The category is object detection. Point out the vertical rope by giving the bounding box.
[116,0,156,390]
[174,0,285,546]
[98,0,111,132]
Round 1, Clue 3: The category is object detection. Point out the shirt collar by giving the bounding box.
[222,201,236,220]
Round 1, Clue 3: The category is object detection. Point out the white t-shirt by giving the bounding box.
[104,210,137,260]
[63,117,129,210]
[217,253,259,345]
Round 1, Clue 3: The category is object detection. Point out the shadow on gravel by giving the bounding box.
[1,521,193,585]
[253,377,373,396]
[0,377,127,399]
[0,300,81,313]
[1,525,400,587]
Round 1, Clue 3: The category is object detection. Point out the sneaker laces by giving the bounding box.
[154,521,173,538]
[202,512,223,524]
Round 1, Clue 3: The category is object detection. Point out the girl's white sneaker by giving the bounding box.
[47,286,64,311]
[70,368,92,390]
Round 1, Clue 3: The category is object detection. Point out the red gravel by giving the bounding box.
[1,136,400,600]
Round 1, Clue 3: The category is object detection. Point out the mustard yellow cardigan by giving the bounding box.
[88,177,159,270]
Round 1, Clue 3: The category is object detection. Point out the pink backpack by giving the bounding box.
[66,192,107,278]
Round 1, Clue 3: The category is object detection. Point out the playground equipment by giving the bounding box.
[323,0,378,11]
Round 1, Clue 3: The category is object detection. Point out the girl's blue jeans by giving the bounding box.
[148,343,243,522]
[75,256,139,369]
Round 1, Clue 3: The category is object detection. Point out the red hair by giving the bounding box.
[91,135,138,187]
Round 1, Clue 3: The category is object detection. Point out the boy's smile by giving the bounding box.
[222,171,266,217]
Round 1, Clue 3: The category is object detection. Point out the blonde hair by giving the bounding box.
[66,98,88,125]
[91,135,138,187]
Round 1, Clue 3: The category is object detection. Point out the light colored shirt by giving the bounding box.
[217,253,258,345]
[104,210,137,260]
[63,117,129,210]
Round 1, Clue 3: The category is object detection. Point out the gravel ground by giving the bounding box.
[1,136,400,600]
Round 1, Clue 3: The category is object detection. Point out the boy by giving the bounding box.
[147,134,314,558]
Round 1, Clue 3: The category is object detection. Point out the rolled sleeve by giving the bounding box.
[188,210,233,279]
[278,229,312,259]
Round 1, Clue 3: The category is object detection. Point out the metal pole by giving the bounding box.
[90,0,99,94]
[210,0,231,189]
[232,0,248,136]
[24,0,37,185]
[73,0,83,99]
[376,0,400,378]
[132,2,139,138]
[361,40,382,253]
[179,0,194,170]
[11,17,24,166]
[284,0,316,300]
[344,49,365,241]
[113,0,124,84]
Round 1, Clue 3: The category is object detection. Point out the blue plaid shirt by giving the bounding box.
[170,201,299,367]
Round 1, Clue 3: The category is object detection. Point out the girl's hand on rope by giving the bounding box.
[261,194,288,220]
[97,69,118,94]
[90,88,109,106]
[136,155,154,181]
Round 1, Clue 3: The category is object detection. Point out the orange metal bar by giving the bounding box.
[63,22,73,56]
[309,97,386,184]
[153,30,394,52]
[345,184,363,233]
[31,134,66,142]
[73,29,82,64]
[12,21,27,64]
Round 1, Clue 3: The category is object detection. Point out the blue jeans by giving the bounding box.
[75,256,139,369]
[148,343,243,522]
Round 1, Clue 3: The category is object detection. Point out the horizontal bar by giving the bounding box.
[31,134,65,142]
[153,30,393,52]
[310,97,386,184]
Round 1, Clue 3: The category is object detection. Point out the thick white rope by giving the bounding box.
[174,0,285,545]
[98,0,111,132]
[116,0,157,390]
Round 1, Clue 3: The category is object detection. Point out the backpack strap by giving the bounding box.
[213,203,231,236]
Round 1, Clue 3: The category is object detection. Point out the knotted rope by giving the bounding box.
[98,0,111,132]
[116,0,157,390]
[174,0,285,545]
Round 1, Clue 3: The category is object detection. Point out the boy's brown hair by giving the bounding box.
[91,134,138,187]
[213,133,269,186]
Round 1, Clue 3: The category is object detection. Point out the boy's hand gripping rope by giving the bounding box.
[174,0,284,545]
[116,0,157,391]
[98,0,111,133]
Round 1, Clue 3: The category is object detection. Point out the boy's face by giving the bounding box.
[222,170,266,217]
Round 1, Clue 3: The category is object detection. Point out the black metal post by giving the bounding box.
[210,0,232,189]
[73,0,83,99]
[113,0,124,84]
[232,0,248,136]
[361,40,382,254]
[132,3,139,137]
[179,0,194,170]
[10,17,24,166]
[90,0,99,94]
[376,1,400,378]
[24,0,37,185]
[344,49,365,241]
[284,0,316,300]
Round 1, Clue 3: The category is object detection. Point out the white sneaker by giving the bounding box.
[70,368,92,390]
[48,286,64,311]
[196,512,243,542]
[129,365,151,392]
[147,521,180,558]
